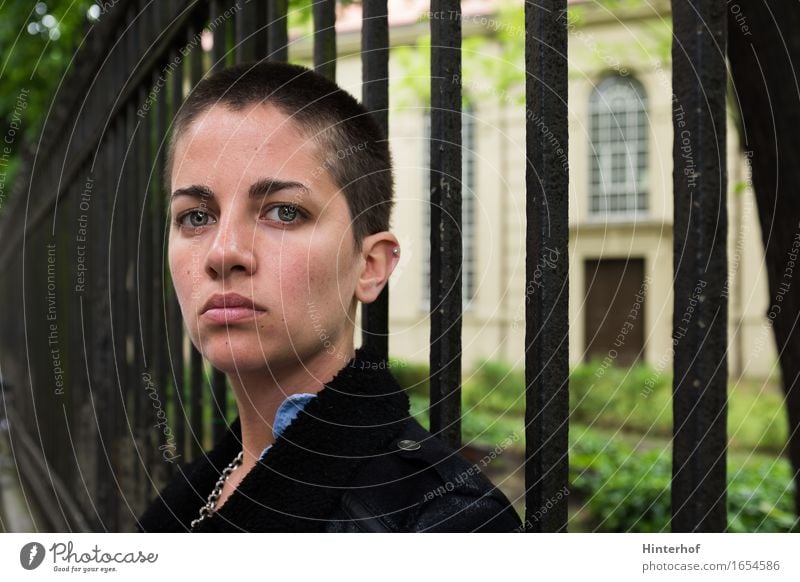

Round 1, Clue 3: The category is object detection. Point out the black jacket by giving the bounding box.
[136,345,521,533]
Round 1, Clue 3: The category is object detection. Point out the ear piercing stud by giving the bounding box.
[392,247,400,255]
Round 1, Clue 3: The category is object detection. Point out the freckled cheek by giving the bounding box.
[306,252,349,306]
[167,245,197,309]
[276,256,312,299]
[276,250,315,293]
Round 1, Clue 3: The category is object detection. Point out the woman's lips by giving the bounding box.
[201,307,266,324]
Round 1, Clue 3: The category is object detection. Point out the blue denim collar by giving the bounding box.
[258,392,317,460]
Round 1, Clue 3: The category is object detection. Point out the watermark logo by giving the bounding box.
[20,542,46,570]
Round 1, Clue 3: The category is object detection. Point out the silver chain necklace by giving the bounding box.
[190,450,243,530]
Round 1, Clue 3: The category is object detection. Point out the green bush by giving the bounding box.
[409,392,523,449]
[570,428,672,532]
[462,358,525,415]
[390,358,430,399]
[569,427,799,532]
[569,359,672,435]
[396,355,790,462]
[727,382,788,453]
[727,457,799,532]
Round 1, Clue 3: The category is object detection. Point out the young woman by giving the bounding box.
[136,60,521,532]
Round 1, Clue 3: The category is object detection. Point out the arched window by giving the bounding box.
[589,75,648,216]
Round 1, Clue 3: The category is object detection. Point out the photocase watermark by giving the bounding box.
[558,9,629,76]
[0,88,30,210]
[724,150,755,300]
[594,275,651,378]
[422,431,520,502]
[453,75,570,174]
[745,223,800,363]
[514,485,570,531]
[39,540,158,574]
[651,58,671,93]
[142,371,180,463]
[74,176,94,294]
[511,245,561,331]
[674,96,697,192]
[755,221,800,341]
[88,0,124,20]
[347,357,408,371]
[137,1,242,118]
[46,243,65,396]
[527,246,562,298]
[306,298,353,364]
[527,107,570,173]
[728,0,753,37]
[313,140,369,181]
[640,278,706,398]
[419,9,520,36]
[675,279,707,337]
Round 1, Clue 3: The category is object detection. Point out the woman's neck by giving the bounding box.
[226,344,356,469]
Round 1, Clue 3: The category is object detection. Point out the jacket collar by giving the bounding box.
[258,392,316,460]
[140,344,411,532]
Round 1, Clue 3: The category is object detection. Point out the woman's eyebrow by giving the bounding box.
[170,179,311,202]
[248,177,311,200]
[170,184,214,202]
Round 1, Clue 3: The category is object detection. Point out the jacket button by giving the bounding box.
[397,439,421,451]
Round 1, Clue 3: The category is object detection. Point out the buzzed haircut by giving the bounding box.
[165,60,394,252]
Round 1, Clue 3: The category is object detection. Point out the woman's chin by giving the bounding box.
[193,339,270,373]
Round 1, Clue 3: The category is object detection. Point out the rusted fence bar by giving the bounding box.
[268,0,289,62]
[360,0,391,358]
[235,0,267,64]
[428,0,463,448]
[313,0,337,81]
[167,42,187,470]
[523,0,570,532]
[670,0,729,533]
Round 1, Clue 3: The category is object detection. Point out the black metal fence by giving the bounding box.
[0,0,729,532]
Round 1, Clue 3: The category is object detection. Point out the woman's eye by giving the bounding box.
[177,210,216,228]
[264,204,304,224]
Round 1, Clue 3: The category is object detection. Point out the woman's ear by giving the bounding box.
[354,232,401,305]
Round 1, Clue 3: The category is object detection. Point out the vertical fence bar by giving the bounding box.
[152,63,171,479]
[313,0,336,81]
[120,2,140,523]
[268,0,288,62]
[428,0,462,448]
[92,122,114,531]
[209,0,228,73]
[235,0,268,63]
[107,115,126,532]
[136,79,153,507]
[207,2,232,439]
[360,0,390,359]
[670,0,728,533]
[0,0,233,531]
[123,97,138,521]
[168,45,187,461]
[523,0,570,532]
[185,22,206,459]
[205,0,228,442]
[211,0,233,442]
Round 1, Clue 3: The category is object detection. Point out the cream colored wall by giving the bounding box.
[295,3,777,379]
[728,138,778,380]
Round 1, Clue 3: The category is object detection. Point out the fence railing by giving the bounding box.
[0,0,729,532]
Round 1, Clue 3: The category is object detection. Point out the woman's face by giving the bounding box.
[168,103,362,374]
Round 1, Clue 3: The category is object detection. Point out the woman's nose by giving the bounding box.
[204,218,257,278]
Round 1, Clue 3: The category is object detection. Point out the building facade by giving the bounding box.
[291,0,775,380]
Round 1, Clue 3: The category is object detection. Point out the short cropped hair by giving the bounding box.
[165,60,394,252]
